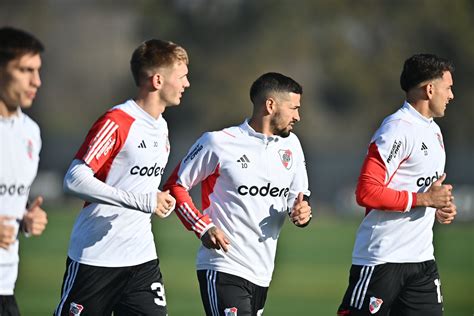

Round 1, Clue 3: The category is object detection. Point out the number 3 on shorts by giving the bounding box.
[151,282,167,306]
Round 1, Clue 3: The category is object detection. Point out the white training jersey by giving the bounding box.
[164,120,310,287]
[353,102,445,265]
[66,100,170,267]
[0,108,41,294]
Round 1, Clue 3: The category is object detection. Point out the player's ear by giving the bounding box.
[424,82,435,100]
[151,73,163,90]
[265,97,276,115]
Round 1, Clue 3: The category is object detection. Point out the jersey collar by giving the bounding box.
[240,119,280,144]
[128,99,163,126]
[402,101,433,126]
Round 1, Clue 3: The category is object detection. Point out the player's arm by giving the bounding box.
[64,110,172,215]
[288,145,312,227]
[64,159,159,214]
[0,215,16,249]
[1,197,48,247]
[20,196,48,236]
[356,142,452,212]
[163,136,229,251]
[164,166,229,252]
[289,192,312,227]
[163,138,216,237]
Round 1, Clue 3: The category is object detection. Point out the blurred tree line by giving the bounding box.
[1,0,473,208]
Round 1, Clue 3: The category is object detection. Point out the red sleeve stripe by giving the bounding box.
[83,119,114,161]
[178,202,208,234]
[84,120,119,164]
[177,205,194,227]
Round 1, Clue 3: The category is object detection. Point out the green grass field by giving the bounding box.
[15,204,473,315]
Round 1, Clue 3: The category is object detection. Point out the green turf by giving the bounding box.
[15,205,473,315]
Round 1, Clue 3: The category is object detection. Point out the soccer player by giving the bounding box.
[164,72,312,316]
[0,26,48,316]
[54,39,190,316]
[337,54,457,316]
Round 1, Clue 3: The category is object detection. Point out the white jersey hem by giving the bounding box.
[196,264,271,287]
[352,254,435,266]
[67,253,158,268]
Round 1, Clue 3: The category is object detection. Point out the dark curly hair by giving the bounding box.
[400,54,454,92]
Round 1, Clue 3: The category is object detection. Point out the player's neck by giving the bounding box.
[0,101,20,118]
[407,99,433,119]
[248,116,273,136]
[134,94,165,119]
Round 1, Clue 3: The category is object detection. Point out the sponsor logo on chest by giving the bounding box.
[237,182,289,197]
[0,183,31,196]
[416,171,440,187]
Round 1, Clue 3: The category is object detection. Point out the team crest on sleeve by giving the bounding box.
[369,296,383,314]
[278,149,293,170]
[436,133,444,149]
[27,139,34,160]
[69,302,84,315]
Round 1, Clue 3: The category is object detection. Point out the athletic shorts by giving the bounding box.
[54,257,167,316]
[197,269,268,316]
[0,295,20,316]
[337,260,443,315]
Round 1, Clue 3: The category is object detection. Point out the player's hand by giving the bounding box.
[154,190,176,218]
[436,202,457,224]
[289,192,312,227]
[0,215,16,249]
[201,226,230,252]
[421,173,453,209]
[24,196,48,236]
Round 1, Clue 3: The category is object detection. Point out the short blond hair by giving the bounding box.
[130,39,188,86]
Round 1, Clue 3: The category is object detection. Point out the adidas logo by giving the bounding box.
[237,154,250,168]
[138,140,147,148]
[237,154,250,163]
[421,142,428,155]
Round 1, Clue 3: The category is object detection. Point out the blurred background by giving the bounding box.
[1,0,473,315]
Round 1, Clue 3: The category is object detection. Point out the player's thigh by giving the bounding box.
[198,270,254,316]
[251,285,268,316]
[54,258,128,316]
[337,264,402,316]
[0,295,20,316]
[114,259,167,316]
[391,261,443,316]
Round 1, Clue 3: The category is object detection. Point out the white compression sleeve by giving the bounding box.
[63,159,157,213]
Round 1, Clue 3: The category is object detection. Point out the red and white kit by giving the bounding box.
[0,109,41,294]
[353,101,446,265]
[65,99,170,267]
[165,120,310,287]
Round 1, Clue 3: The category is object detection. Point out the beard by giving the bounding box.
[270,114,292,138]
[275,127,291,138]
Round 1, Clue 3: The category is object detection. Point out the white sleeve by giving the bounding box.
[371,120,412,184]
[63,159,157,213]
[177,133,219,190]
[288,140,311,207]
